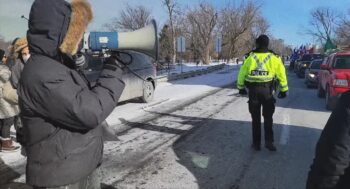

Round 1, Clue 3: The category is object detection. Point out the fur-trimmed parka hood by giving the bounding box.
[27,0,93,60]
[60,0,93,56]
[7,37,28,59]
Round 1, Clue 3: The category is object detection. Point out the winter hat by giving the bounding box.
[14,37,28,53]
[59,0,93,56]
[9,37,28,54]
[256,34,269,48]
[0,49,4,60]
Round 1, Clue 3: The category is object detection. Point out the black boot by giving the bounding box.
[0,138,20,152]
[251,144,261,151]
[265,142,277,151]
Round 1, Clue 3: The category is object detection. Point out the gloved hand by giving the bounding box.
[278,91,287,99]
[103,55,125,71]
[73,53,86,70]
[239,89,248,95]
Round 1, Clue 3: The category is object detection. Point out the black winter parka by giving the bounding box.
[18,0,125,187]
[306,91,350,189]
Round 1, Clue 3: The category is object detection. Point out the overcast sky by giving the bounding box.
[0,0,349,47]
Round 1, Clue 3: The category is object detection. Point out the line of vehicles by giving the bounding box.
[290,49,350,110]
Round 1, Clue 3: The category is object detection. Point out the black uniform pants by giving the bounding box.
[247,83,276,146]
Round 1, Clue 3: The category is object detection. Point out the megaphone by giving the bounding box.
[83,19,158,60]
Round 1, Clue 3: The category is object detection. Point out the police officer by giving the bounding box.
[237,34,288,151]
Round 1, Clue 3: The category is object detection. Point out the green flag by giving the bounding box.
[324,37,336,52]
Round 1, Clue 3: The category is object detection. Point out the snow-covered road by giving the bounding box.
[106,64,239,127]
[99,71,331,189]
[0,65,332,189]
[104,71,331,189]
[0,64,240,188]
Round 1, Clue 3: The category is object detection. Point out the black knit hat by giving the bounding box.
[256,34,269,48]
[0,49,5,60]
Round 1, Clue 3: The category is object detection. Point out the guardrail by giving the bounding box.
[156,63,226,83]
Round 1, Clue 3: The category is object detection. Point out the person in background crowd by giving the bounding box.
[0,49,20,152]
[6,37,29,147]
[19,0,125,188]
[10,37,29,89]
[0,49,6,64]
[2,55,7,64]
[5,38,20,68]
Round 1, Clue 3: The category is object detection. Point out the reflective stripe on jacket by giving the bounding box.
[237,52,288,92]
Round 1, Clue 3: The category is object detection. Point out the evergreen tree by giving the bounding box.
[159,25,172,62]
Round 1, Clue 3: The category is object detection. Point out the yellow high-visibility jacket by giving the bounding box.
[237,52,288,92]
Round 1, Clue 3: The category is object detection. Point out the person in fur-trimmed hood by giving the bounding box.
[9,37,30,89]
[4,37,30,149]
[18,0,125,188]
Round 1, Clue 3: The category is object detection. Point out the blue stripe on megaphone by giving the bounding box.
[89,32,119,51]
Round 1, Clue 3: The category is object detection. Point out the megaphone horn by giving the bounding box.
[86,19,158,60]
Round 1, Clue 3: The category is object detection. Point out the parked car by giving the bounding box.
[296,54,324,78]
[318,50,350,110]
[84,50,157,103]
[305,59,323,88]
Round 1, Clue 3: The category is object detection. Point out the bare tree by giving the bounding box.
[306,7,340,43]
[269,38,285,55]
[336,10,350,45]
[104,4,152,31]
[249,16,270,48]
[159,25,172,61]
[252,17,269,37]
[218,1,260,61]
[187,3,218,64]
[163,0,178,64]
